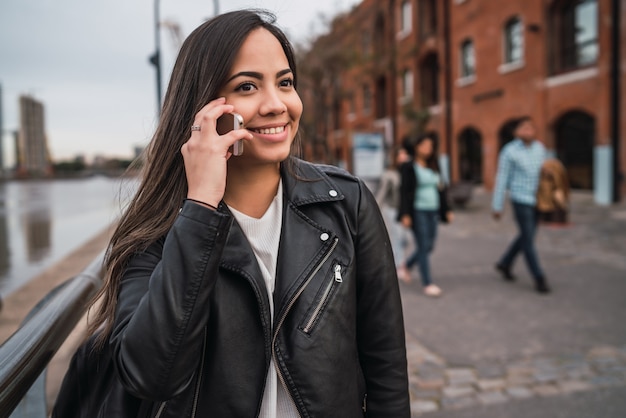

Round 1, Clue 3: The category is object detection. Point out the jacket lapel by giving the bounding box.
[272,159,344,324]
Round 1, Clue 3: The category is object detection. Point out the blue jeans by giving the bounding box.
[406,210,438,286]
[499,202,545,280]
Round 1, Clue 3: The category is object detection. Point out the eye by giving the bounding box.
[235,82,257,93]
[279,78,294,88]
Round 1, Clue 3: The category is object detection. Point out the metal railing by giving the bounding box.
[0,252,104,417]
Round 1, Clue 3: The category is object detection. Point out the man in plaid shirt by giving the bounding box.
[492,116,551,293]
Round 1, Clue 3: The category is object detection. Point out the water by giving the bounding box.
[0,176,138,296]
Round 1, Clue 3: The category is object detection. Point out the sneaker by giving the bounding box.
[423,284,442,297]
[397,265,411,283]
[495,263,515,281]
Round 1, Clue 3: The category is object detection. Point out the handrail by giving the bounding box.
[0,252,105,417]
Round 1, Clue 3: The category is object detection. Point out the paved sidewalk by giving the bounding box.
[398,188,626,417]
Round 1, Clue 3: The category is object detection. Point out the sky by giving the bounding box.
[0,0,361,166]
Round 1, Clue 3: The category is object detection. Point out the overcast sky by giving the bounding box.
[0,0,360,166]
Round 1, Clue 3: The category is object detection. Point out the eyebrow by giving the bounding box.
[226,68,293,83]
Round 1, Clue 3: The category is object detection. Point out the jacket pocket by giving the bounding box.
[299,261,344,335]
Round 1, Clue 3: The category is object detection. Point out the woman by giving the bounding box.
[375,146,411,277]
[54,10,409,418]
[398,134,452,297]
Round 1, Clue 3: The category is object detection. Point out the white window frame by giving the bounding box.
[460,39,476,78]
[398,0,412,38]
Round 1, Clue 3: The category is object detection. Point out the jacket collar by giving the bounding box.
[280,157,345,207]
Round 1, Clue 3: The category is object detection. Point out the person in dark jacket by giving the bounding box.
[53,9,409,418]
[398,134,453,297]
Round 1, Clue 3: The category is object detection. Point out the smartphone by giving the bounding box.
[216,112,244,156]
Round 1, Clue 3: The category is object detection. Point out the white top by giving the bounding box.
[228,180,299,418]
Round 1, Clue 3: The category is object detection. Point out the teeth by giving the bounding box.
[254,126,285,135]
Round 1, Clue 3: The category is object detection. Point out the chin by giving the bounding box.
[238,145,292,165]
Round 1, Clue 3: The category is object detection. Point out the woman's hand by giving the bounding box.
[446,211,454,223]
[181,98,253,208]
[401,214,412,228]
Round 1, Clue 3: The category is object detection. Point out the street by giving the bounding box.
[396,188,626,417]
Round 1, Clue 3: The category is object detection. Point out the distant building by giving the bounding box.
[299,0,625,204]
[17,95,52,177]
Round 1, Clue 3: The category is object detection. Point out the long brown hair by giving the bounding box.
[88,10,299,344]
[405,133,441,172]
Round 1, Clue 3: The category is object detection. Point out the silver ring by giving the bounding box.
[191,125,201,132]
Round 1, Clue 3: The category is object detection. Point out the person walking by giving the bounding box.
[53,10,410,418]
[398,134,453,297]
[376,146,411,279]
[492,116,551,294]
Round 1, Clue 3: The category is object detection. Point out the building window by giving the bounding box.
[419,0,438,39]
[400,1,412,34]
[460,39,476,78]
[402,69,414,99]
[363,84,372,115]
[421,54,439,106]
[504,17,523,63]
[550,0,598,73]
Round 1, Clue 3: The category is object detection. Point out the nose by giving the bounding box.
[259,86,287,116]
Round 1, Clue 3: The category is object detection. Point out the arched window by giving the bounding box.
[549,0,598,73]
[498,119,519,150]
[555,111,595,189]
[460,39,475,78]
[458,128,483,183]
[503,17,523,64]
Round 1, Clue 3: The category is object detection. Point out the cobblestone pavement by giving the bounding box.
[394,189,626,416]
[406,336,626,415]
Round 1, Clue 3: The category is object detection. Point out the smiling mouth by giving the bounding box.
[250,125,286,135]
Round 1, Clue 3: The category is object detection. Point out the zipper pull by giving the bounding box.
[334,265,343,282]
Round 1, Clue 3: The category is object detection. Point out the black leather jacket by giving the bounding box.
[79,158,409,417]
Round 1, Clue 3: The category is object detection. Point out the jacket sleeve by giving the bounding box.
[354,180,410,417]
[109,201,233,401]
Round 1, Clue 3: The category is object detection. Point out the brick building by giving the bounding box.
[299,0,625,204]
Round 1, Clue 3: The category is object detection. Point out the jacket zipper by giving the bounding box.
[302,264,342,334]
[191,328,208,418]
[154,402,166,418]
[272,237,339,416]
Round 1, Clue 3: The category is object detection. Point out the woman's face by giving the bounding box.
[415,138,433,159]
[218,28,302,166]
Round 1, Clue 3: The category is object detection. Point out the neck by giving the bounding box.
[415,156,427,167]
[224,162,281,218]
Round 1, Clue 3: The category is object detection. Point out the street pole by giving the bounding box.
[213,0,219,15]
[153,0,162,118]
